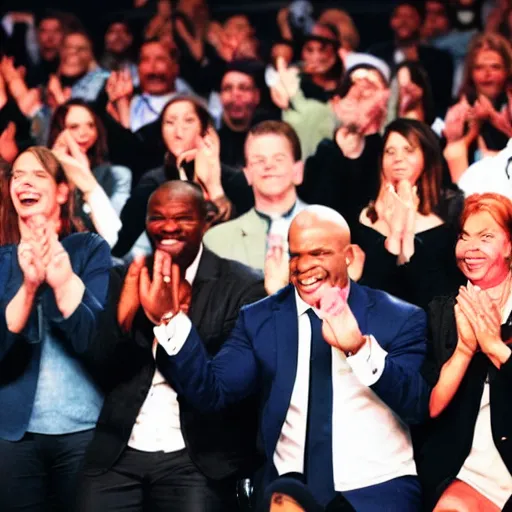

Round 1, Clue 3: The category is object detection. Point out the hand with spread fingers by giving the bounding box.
[118,256,145,332]
[270,56,300,110]
[139,250,183,324]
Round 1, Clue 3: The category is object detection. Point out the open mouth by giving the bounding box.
[155,237,185,250]
[18,192,41,207]
[464,257,486,271]
[297,274,327,294]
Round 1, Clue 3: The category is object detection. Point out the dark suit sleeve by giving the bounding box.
[370,308,431,424]
[156,308,260,413]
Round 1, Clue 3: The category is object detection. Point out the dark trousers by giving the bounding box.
[0,429,94,512]
[335,476,422,512]
[77,447,238,512]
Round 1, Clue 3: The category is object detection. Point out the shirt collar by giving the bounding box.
[185,244,203,285]
[254,200,299,224]
[294,281,351,318]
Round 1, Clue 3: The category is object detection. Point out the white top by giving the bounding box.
[154,285,417,491]
[84,185,122,248]
[129,78,194,132]
[128,245,203,453]
[458,139,512,199]
[457,291,512,508]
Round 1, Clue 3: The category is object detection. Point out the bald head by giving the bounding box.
[148,180,207,218]
[290,205,351,246]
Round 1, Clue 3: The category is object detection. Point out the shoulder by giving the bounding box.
[361,283,427,323]
[216,253,263,284]
[62,232,111,261]
[205,215,245,238]
[138,166,166,187]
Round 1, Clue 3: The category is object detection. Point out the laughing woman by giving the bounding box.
[417,193,512,512]
[0,147,111,512]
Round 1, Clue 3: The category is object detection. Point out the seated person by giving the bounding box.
[204,120,306,291]
[78,180,266,512]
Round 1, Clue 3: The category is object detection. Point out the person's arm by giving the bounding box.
[282,88,337,160]
[44,234,112,354]
[369,308,431,424]
[155,309,259,412]
[108,165,132,216]
[112,183,153,258]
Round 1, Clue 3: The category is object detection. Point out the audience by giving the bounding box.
[0,146,111,511]
[1,1,512,510]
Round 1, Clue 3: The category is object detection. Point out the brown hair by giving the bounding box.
[246,120,302,162]
[0,147,84,246]
[460,193,512,240]
[47,99,108,169]
[368,118,443,222]
[459,32,512,100]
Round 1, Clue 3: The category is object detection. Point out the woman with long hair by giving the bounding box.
[354,118,464,309]
[48,99,131,247]
[417,193,512,512]
[0,146,111,511]
[112,94,253,259]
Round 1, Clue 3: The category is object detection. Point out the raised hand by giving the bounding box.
[454,302,478,358]
[118,256,145,332]
[264,234,290,295]
[53,130,97,195]
[347,244,366,282]
[45,233,74,291]
[47,74,71,107]
[444,96,472,143]
[319,286,364,354]
[270,56,300,110]
[0,122,18,164]
[175,16,204,61]
[139,250,182,324]
[194,127,223,198]
[17,238,46,292]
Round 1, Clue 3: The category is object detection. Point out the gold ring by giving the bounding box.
[163,275,171,283]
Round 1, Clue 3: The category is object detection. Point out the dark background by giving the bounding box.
[0,1,394,51]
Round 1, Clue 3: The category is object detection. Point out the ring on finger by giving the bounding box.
[163,275,171,284]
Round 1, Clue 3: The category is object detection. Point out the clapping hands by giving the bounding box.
[264,234,290,295]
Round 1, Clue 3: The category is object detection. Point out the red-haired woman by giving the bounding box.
[0,147,111,511]
[417,193,512,511]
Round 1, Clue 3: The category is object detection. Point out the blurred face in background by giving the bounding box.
[220,71,260,129]
[422,1,450,39]
[472,49,508,101]
[64,105,98,154]
[104,22,133,55]
[162,100,203,157]
[38,18,64,61]
[60,33,94,77]
[138,41,178,95]
[390,5,422,42]
[382,131,424,186]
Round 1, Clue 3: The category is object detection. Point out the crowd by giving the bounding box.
[1,0,512,511]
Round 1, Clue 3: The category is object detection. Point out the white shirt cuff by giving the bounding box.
[84,185,122,247]
[346,335,387,386]
[153,312,192,356]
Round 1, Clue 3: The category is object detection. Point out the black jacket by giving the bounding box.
[415,295,512,510]
[83,249,266,481]
[112,162,254,258]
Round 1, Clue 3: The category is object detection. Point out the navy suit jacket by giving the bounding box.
[158,281,431,491]
[0,233,111,441]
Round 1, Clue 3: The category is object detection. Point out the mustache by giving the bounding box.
[145,73,167,82]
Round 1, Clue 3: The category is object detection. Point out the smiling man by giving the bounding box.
[205,120,306,272]
[78,180,266,511]
[153,204,432,511]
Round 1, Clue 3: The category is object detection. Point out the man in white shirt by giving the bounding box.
[78,181,266,512]
[204,120,306,292]
[457,139,512,199]
[129,39,193,132]
[153,205,431,510]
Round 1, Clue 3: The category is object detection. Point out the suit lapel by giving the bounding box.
[265,285,299,456]
[347,281,369,338]
[240,209,267,269]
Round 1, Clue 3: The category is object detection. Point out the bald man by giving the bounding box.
[79,181,266,512]
[153,205,431,511]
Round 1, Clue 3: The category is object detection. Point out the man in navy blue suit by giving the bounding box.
[154,205,431,511]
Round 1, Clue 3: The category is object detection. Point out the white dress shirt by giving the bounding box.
[458,139,512,199]
[457,291,512,508]
[154,285,417,491]
[128,245,203,453]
